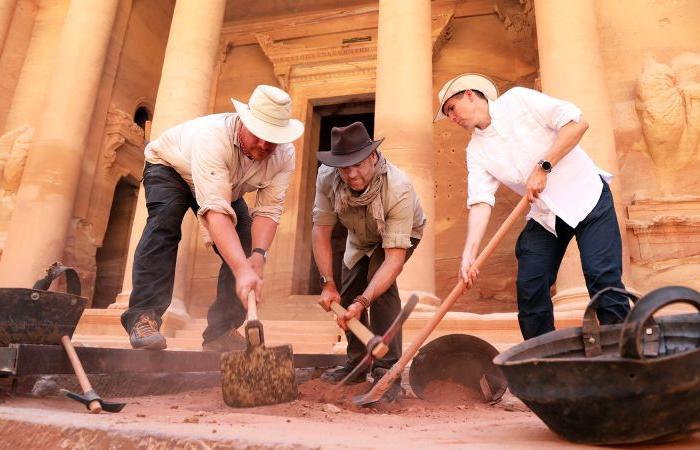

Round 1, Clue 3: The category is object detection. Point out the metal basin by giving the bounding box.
[409,333,507,402]
[494,286,700,445]
[0,264,87,346]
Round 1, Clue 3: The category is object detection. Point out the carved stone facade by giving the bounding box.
[0,1,698,347]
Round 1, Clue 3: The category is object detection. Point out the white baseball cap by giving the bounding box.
[434,73,499,122]
[231,85,304,144]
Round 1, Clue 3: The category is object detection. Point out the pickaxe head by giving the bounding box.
[336,294,419,387]
[62,388,126,413]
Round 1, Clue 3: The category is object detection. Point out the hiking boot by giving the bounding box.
[202,329,247,352]
[320,364,368,384]
[371,367,404,403]
[129,313,167,350]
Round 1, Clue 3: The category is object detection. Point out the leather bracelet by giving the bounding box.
[353,295,371,309]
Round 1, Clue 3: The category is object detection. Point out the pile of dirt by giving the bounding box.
[420,380,485,406]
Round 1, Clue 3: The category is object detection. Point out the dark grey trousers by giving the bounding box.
[340,237,420,370]
[120,162,251,343]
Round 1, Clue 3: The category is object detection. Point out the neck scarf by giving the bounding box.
[332,152,388,233]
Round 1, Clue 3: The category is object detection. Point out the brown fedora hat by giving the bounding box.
[317,122,384,168]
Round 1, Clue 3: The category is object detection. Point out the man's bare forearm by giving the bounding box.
[543,118,589,168]
[363,248,406,302]
[251,216,278,252]
[463,203,492,259]
[205,210,249,275]
[312,224,335,281]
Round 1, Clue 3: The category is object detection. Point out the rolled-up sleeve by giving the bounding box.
[466,150,499,208]
[514,87,582,130]
[382,188,414,249]
[191,130,237,227]
[251,146,295,223]
[312,166,337,226]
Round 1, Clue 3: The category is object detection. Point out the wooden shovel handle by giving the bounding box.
[61,336,101,413]
[247,291,258,321]
[328,302,388,359]
[367,196,530,399]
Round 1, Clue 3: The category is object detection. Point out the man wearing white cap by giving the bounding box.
[121,85,304,351]
[435,74,630,339]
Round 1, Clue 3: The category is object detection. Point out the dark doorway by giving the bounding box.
[305,104,375,295]
[92,178,139,308]
[133,106,151,131]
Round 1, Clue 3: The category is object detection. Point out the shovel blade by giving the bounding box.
[221,344,298,408]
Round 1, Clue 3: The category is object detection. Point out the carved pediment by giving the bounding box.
[255,11,455,89]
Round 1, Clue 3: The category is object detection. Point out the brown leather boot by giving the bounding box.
[202,329,247,352]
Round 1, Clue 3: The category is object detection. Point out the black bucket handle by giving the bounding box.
[31,262,82,297]
[619,285,700,360]
[582,287,640,357]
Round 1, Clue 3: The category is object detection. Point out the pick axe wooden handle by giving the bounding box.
[61,336,102,413]
[356,196,530,406]
[321,300,389,359]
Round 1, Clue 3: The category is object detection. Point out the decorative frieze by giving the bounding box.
[101,105,145,171]
[627,197,700,267]
[494,0,537,65]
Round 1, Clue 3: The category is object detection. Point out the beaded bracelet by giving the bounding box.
[353,295,371,309]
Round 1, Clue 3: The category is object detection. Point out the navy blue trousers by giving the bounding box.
[515,180,630,340]
[120,162,251,343]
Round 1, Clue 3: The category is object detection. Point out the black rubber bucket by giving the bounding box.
[494,286,700,445]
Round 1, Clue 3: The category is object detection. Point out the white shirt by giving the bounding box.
[466,87,611,235]
[144,113,295,228]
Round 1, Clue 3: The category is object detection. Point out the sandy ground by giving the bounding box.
[0,378,698,449]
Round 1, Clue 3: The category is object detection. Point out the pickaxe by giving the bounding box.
[320,294,419,387]
[60,336,126,413]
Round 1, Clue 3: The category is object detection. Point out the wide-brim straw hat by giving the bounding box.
[317,121,384,168]
[434,73,499,122]
[231,85,304,144]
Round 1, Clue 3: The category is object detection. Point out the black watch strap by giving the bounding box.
[252,247,267,261]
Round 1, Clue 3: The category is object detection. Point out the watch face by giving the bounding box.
[540,160,552,171]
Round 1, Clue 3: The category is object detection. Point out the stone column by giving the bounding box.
[0,0,119,287]
[535,0,627,311]
[112,0,226,321]
[373,0,435,294]
[0,0,17,57]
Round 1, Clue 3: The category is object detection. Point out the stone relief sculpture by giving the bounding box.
[0,125,34,249]
[635,53,700,192]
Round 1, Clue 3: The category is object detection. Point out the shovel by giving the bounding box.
[354,196,530,407]
[220,291,298,407]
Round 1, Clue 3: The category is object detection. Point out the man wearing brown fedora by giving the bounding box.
[121,85,304,351]
[312,121,426,398]
[435,73,630,340]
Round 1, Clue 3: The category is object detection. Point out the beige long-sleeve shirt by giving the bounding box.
[312,161,426,269]
[144,113,295,229]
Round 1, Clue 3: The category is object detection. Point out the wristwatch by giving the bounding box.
[252,247,268,262]
[538,159,552,173]
[320,275,335,288]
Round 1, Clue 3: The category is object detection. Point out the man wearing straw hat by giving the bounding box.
[435,73,630,339]
[121,85,304,351]
[312,121,426,399]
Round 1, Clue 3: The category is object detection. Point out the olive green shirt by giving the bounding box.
[312,161,426,269]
